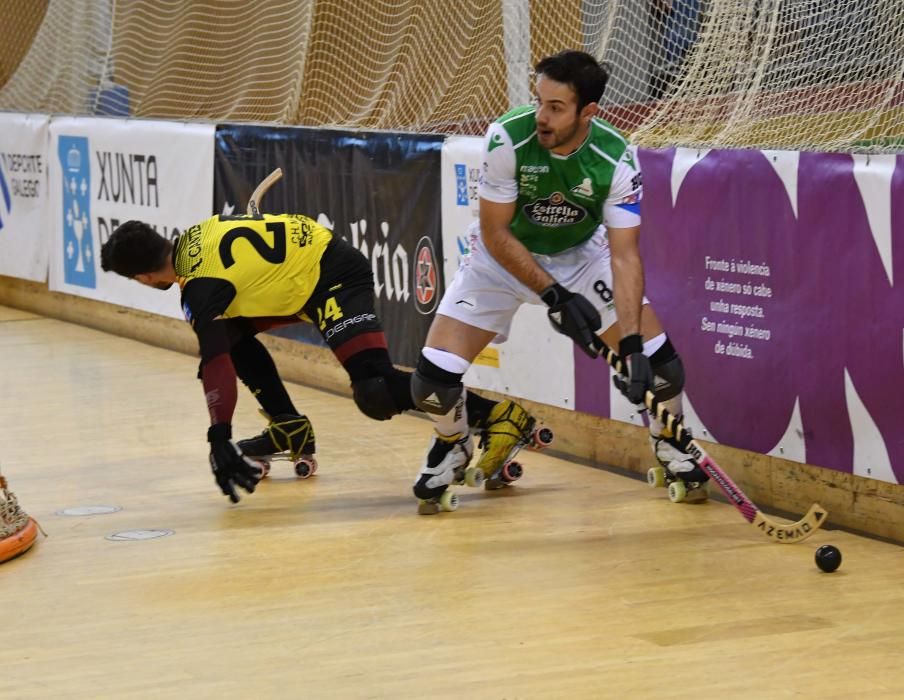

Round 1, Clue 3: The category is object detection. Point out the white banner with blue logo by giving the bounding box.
[48,117,215,317]
[440,136,575,409]
[0,113,50,282]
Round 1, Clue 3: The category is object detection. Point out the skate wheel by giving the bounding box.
[438,489,458,512]
[667,480,687,503]
[647,466,666,488]
[464,466,485,488]
[533,427,554,449]
[294,455,317,479]
[252,459,271,479]
[501,461,523,482]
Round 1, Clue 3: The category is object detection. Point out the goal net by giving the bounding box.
[1,0,902,152]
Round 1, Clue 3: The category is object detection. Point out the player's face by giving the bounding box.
[134,272,173,290]
[534,75,591,154]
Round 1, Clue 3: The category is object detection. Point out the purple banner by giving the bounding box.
[576,148,904,482]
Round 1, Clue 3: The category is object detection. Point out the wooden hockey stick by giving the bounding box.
[246,167,283,217]
[595,339,827,543]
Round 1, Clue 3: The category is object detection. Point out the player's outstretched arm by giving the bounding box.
[480,198,601,357]
[193,319,261,502]
[608,224,653,403]
[480,197,554,293]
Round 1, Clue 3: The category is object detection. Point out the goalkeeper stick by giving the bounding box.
[247,167,283,217]
[595,339,826,544]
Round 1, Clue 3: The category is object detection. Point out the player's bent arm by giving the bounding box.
[479,197,554,293]
[195,321,239,427]
[607,224,644,337]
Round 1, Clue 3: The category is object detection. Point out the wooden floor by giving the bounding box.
[1,305,904,699]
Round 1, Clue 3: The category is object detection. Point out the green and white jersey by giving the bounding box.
[479,105,642,255]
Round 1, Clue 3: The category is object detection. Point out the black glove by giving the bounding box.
[207,423,261,503]
[540,283,602,358]
[612,334,654,406]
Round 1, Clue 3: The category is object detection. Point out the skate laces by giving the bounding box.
[478,401,530,453]
[269,415,315,459]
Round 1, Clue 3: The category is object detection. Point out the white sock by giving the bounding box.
[643,332,667,357]
[422,346,471,374]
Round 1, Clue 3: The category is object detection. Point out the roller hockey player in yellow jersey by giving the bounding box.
[100,212,508,504]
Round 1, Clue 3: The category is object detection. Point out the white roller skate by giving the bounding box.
[646,431,709,503]
[473,400,553,491]
[413,430,474,515]
[238,413,318,479]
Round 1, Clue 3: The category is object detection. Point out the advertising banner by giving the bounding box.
[47,117,215,317]
[574,147,904,482]
[214,125,443,367]
[0,113,50,281]
[440,136,576,409]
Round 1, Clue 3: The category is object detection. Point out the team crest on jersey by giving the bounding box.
[413,236,439,315]
[290,218,313,248]
[570,178,594,197]
[523,192,588,227]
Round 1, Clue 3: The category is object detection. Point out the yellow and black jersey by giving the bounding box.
[174,212,332,324]
[174,213,382,428]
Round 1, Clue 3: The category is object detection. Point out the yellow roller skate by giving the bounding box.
[472,400,553,491]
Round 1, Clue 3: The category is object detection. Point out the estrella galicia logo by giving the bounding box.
[523,191,588,227]
[455,164,468,206]
[58,136,96,288]
[0,161,11,232]
[413,235,439,315]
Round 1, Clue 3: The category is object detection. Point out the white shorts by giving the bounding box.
[438,222,649,342]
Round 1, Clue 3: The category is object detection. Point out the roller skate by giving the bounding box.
[646,431,709,503]
[237,413,318,479]
[473,400,553,491]
[413,430,474,515]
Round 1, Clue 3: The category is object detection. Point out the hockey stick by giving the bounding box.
[246,167,283,217]
[595,338,826,543]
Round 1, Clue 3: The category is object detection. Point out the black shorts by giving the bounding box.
[302,235,384,354]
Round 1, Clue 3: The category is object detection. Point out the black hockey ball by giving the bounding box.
[815,544,842,573]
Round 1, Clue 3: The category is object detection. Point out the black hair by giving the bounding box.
[100,220,171,277]
[534,50,610,110]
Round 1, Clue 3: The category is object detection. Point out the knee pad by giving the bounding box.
[352,376,400,421]
[410,354,464,415]
[651,350,685,402]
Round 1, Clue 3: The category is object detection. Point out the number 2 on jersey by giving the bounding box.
[218,221,287,269]
[317,296,344,330]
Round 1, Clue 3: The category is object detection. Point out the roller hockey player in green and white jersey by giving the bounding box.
[410,50,709,513]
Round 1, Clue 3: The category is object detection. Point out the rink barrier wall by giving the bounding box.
[3,275,903,544]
